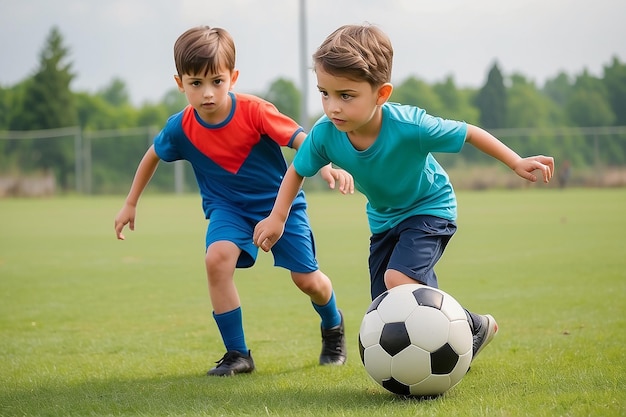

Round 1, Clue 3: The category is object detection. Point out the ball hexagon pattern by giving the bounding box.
[358,284,473,397]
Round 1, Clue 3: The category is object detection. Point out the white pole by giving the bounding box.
[299,0,309,131]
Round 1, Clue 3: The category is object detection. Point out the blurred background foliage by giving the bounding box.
[1,27,625,194]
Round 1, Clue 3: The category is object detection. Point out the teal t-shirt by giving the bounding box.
[293,102,467,234]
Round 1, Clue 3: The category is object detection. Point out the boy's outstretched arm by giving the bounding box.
[114,145,161,240]
[253,164,304,252]
[465,124,555,183]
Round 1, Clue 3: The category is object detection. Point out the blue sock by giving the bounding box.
[213,307,248,355]
[312,291,342,329]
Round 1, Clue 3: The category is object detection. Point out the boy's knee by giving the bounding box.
[384,269,420,290]
[205,241,239,274]
[292,271,329,294]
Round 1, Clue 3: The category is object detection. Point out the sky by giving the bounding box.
[1,0,625,116]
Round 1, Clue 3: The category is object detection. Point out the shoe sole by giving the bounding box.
[207,368,254,377]
[474,314,498,359]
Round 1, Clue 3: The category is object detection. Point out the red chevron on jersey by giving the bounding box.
[180,95,300,174]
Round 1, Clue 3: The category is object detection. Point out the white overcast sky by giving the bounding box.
[1,0,625,115]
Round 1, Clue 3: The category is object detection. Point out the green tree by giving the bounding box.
[137,103,168,128]
[391,76,444,115]
[76,92,116,130]
[566,70,615,127]
[543,72,572,107]
[98,77,130,106]
[0,85,12,130]
[602,56,626,126]
[9,26,78,189]
[475,62,507,129]
[0,86,9,167]
[504,74,569,159]
[565,70,622,165]
[0,82,28,172]
[77,88,142,131]
[10,27,77,130]
[162,88,188,115]
[432,76,479,123]
[506,74,566,129]
[263,78,301,122]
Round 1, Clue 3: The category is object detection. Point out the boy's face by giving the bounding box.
[315,67,391,136]
[175,66,239,124]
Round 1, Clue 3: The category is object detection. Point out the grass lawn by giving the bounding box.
[0,188,624,416]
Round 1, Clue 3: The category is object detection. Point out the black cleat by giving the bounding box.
[207,350,255,376]
[319,310,347,365]
[472,314,498,361]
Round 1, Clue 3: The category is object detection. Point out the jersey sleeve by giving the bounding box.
[417,112,467,154]
[292,127,331,177]
[153,110,186,162]
[254,99,304,148]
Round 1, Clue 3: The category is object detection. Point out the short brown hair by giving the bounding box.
[313,24,393,86]
[173,26,236,77]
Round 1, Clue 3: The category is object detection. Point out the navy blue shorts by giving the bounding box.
[368,215,457,300]
[205,206,319,273]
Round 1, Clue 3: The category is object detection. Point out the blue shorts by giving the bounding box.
[205,206,319,273]
[368,215,456,300]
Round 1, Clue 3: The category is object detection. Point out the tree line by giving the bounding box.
[1,27,625,193]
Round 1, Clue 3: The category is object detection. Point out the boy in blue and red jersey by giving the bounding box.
[114,26,353,376]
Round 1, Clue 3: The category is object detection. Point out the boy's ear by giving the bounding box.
[376,83,393,105]
[174,75,184,92]
[229,69,240,89]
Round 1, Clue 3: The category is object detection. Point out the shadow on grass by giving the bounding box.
[1,365,438,416]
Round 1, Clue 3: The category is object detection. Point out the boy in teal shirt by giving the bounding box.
[254,24,554,361]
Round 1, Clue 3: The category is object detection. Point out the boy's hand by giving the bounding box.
[114,204,137,240]
[319,164,355,195]
[253,216,285,252]
[512,155,555,183]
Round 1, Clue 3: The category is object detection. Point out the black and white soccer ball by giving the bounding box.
[359,283,473,397]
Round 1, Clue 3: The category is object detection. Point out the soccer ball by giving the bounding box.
[358,283,473,397]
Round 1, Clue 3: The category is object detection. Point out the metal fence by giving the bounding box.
[1,125,626,196]
[0,126,188,195]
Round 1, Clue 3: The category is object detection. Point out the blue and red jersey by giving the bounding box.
[154,92,307,219]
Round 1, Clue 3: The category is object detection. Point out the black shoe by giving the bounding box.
[472,314,498,361]
[207,350,255,376]
[319,310,347,365]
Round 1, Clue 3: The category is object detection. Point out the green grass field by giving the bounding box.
[1,189,624,416]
